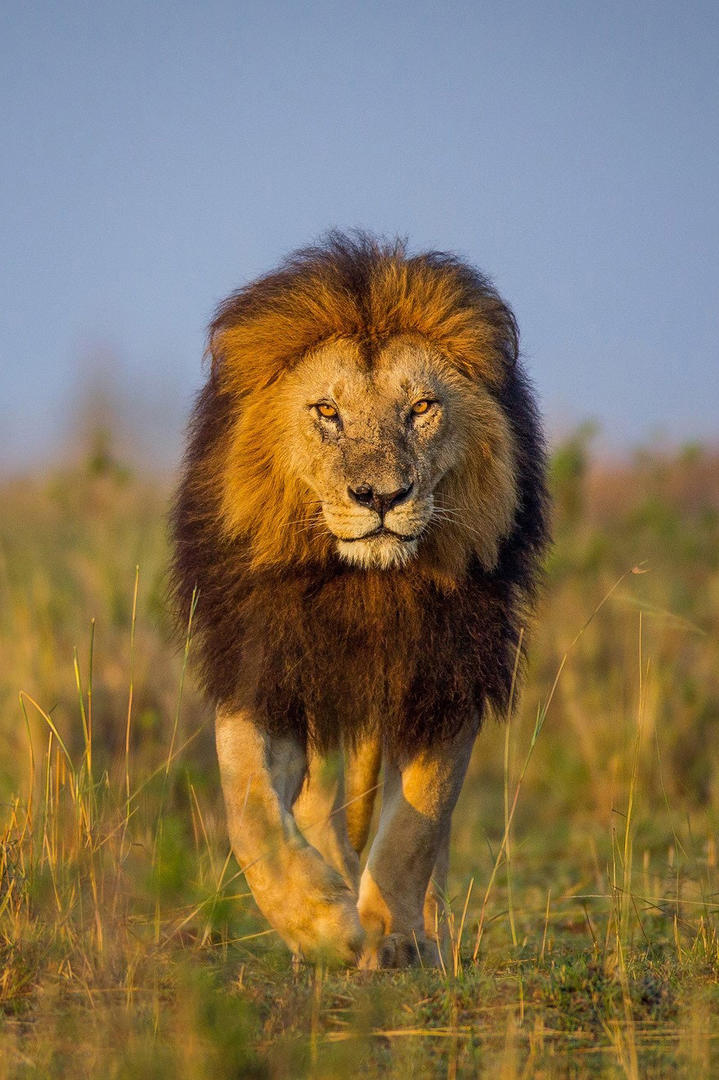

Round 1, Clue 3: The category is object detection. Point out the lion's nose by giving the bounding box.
[348,483,414,517]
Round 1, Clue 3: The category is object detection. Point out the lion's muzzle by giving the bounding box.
[347,482,414,517]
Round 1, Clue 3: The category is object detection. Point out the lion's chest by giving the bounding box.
[249,565,506,752]
[301,579,423,722]
[255,570,426,744]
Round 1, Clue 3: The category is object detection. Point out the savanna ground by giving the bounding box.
[1,427,718,1078]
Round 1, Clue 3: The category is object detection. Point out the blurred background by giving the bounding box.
[2,0,718,471]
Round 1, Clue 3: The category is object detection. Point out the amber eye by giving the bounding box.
[411,399,433,416]
[315,402,338,419]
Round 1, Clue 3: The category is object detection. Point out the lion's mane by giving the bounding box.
[170,232,549,757]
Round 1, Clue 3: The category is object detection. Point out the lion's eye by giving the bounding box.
[411,399,433,416]
[315,403,338,420]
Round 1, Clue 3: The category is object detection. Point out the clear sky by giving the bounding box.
[2,0,718,468]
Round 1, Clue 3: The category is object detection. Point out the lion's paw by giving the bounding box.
[285,908,364,966]
[277,863,365,966]
[359,931,440,970]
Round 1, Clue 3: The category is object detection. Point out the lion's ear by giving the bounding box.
[457,294,519,386]
[401,254,519,386]
[206,323,287,395]
[204,337,223,379]
[481,295,519,369]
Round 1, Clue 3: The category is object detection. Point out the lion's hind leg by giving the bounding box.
[423,821,451,944]
[293,748,360,892]
[344,735,382,856]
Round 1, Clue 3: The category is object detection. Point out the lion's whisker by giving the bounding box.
[279,514,323,529]
[429,508,494,542]
[292,521,328,538]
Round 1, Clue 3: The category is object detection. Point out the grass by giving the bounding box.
[0,435,718,1077]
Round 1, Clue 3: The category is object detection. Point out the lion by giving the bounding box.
[170,231,549,968]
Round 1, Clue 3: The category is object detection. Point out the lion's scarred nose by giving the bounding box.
[348,483,414,518]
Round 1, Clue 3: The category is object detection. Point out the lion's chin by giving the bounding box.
[335,533,418,570]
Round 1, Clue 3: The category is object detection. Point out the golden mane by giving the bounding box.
[210,235,516,392]
[206,232,521,581]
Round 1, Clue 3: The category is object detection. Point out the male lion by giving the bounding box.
[171,232,549,968]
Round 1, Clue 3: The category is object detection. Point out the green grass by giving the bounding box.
[0,437,718,1077]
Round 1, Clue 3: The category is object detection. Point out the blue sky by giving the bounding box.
[2,0,718,467]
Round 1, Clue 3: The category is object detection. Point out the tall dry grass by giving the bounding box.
[0,433,717,1077]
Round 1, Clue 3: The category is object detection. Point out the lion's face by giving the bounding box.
[219,322,519,580]
[281,336,490,569]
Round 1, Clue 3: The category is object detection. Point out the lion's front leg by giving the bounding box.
[357,718,478,969]
[215,708,364,964]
